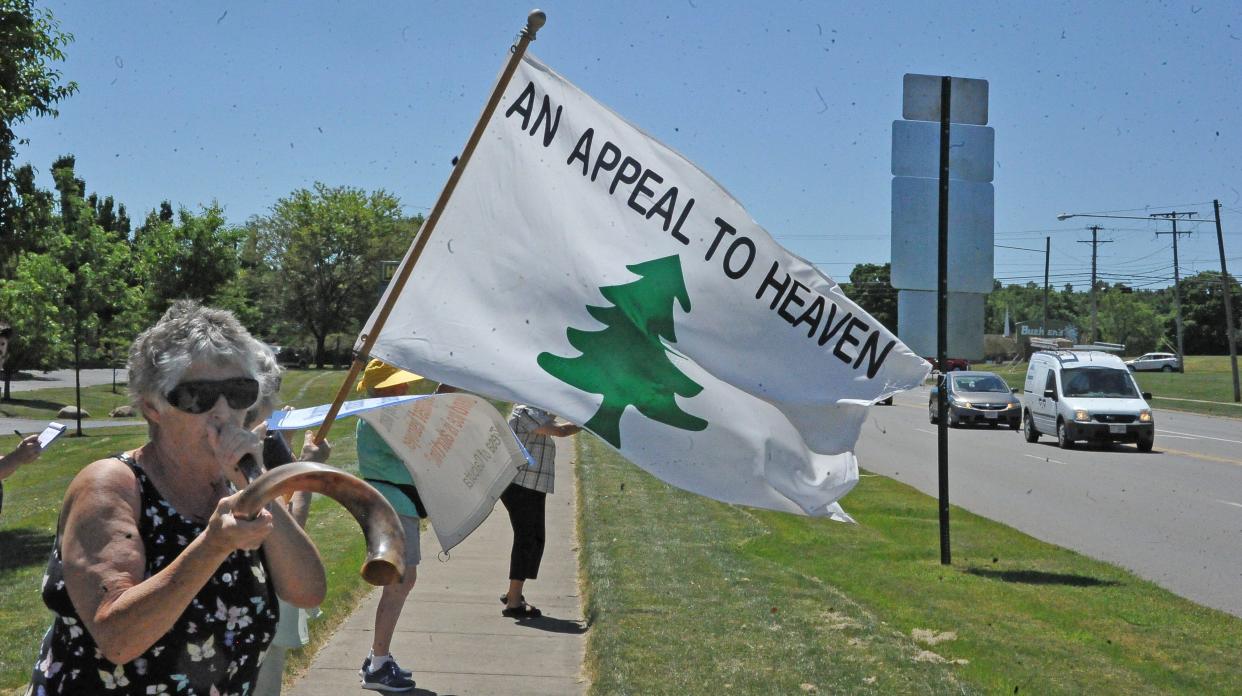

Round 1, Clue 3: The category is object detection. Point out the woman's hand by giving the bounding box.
[0,434,41,479]
[212,423,266,488]
[204,490,274,554]
[299,431,331,463]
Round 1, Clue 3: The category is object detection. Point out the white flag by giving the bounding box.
[362,55,929,518]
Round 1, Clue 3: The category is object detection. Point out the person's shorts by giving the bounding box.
[399,514,421,567]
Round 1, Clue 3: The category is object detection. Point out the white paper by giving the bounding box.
[38,422,67,449]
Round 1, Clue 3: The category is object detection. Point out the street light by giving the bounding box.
[1056,210,1195,372]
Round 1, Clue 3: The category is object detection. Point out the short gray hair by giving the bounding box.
[128,300,282,411]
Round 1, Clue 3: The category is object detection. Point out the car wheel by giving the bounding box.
[1023,412,1039,442]
[1056,420,1074,449]
[1009,419,1021,431]
[928,402,937,424]
[1161,365,1173,372]
[1136,432,1154,452]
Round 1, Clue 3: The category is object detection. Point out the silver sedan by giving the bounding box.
[928,370,1021,428]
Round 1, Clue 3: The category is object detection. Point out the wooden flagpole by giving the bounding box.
[314,9,547,443]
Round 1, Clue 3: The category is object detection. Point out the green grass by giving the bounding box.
[0,381,138,422]
[985,355,1241,419]
[0,369,390,694]
[576,436,1242,695]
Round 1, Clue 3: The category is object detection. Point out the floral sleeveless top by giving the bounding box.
[28,453,278,696]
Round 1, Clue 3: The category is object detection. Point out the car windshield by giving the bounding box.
[1062,368,1139,398]
[952,375,1009,393]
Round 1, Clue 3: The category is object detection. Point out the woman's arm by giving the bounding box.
[259,430,328,607]
[0,434,40,481]
[258,498,326,608]
[532,422,582,437]
[60,459,274,665]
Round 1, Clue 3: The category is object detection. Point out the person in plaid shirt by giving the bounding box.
[500,404,580,618]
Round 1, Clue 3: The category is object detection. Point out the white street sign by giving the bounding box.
[890,177,994,293]
[891,120,994,183]
[897,290,986,359]
[902,74,989,125]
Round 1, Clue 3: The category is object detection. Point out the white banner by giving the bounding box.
[271,395,529,551]
[362,55,929,518]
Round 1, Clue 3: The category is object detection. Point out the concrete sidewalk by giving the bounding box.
[289,438,589,696]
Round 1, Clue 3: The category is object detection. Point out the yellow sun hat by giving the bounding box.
[357,358,424,393]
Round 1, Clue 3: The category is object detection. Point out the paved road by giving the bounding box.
[856,386,1242,618]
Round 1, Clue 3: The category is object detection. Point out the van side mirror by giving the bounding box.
[1142,392,1152,401]
[1043,388,1057,400]
[1011,387,1019,393]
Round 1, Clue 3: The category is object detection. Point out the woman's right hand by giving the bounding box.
[204,490,273,554]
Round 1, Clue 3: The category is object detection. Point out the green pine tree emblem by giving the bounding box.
[537,255,709,448]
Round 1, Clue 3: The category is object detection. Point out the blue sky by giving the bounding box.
[14,1,1242,293]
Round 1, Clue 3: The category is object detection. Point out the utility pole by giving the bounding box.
[1213,200,1240,402]
[1151,211,1196,372]
[1042,236,1050,338]
[1077,225,1112,345]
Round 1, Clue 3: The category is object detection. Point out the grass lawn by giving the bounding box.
[576,436,1242,695]
[985,355,1241,419]
[0,381,138,422]
[0,369,385,694]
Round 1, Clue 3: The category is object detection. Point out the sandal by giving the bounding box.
[499,594,526,605]
[501,602,542,619]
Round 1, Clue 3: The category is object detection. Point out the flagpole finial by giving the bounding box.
[524,9,546,39]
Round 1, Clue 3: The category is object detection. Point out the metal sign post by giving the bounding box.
[891,72,992,565]
[936,76,952,565]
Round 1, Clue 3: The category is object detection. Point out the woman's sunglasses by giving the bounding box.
[165,378,260,414]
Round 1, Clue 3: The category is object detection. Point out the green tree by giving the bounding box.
[0,0,77,269]
[251,183,415,366]
[1097,287,1165,354]
[842,262,896,332]
[538,255,708,448]
[132,203,244,320]
[0,249,70,398]
[51,156,140,428]
[1178,270,1242,354]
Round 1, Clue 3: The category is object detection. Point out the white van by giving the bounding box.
[1021,349,1155,451]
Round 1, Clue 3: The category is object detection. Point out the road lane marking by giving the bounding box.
[1023,454,1067,465]
[1156,429,1242,445]
[1214,499,1242,509]
[1158,447,1242,467]
[915,428,937,435]
[1156,433,1197,440]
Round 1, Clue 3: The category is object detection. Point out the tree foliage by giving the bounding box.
[0,0,77,270]
[132,202,244,321]
[1178,271,1242,355]
[250,183,418,366]
[841,262,897,332]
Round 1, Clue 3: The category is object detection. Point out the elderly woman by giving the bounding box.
[28,301,326,695]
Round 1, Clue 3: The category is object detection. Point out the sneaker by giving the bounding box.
[360,658,416,692]
[360,656,413,680]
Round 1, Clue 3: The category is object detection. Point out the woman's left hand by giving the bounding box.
[211,423,265,488]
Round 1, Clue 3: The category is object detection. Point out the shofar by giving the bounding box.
[233,460,406,586]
